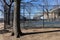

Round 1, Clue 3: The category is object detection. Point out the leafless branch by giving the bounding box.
[3,0,14,7]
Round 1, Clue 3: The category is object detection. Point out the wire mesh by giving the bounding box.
[20,0,60,29]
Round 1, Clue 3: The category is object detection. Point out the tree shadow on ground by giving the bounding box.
[21,30,60,36]
[0,29,11,34]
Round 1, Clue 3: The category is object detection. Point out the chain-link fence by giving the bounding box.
[20,0,60,29]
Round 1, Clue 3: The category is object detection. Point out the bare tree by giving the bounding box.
[12,0,22,38]
[0,0,7,29]
[3,0,13,25]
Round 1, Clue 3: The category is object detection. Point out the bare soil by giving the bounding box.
[0,23,60,40]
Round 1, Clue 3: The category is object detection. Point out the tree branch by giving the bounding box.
[3,0,10,6]
[3,0,14,7]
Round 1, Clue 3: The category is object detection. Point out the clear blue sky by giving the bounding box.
[0,0,60,19]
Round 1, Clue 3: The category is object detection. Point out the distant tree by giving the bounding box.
[3,0,14,25]
[0,0,7,29]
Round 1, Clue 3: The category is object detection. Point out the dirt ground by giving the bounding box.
[21,28,60,40]
[0,23,60,40]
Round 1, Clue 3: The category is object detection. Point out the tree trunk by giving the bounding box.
[3,0,13,28]
[7,6,11,25]
[4,4,8,29]
[11,11,14,27]
[13,0,22,38]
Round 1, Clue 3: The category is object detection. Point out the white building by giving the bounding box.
[33,7,60,20]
